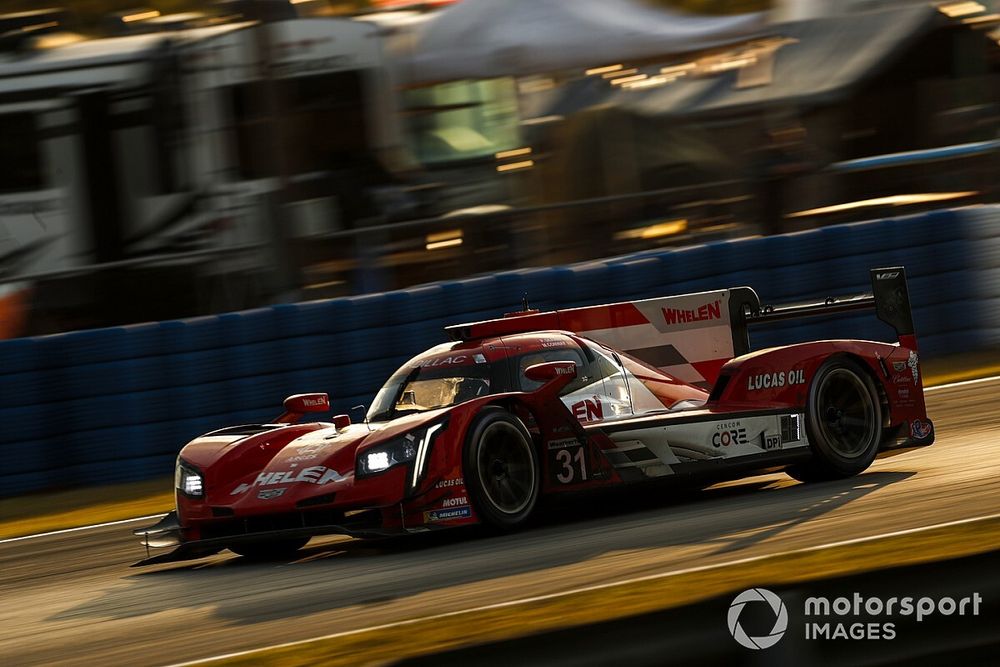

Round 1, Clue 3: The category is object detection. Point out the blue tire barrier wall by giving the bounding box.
[1,206,998,497]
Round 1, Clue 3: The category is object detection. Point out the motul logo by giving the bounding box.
[662,300,722,325]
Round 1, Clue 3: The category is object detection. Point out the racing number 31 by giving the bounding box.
[554,447,587,484]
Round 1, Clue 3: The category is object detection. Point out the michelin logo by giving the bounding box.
[424,507,472,522]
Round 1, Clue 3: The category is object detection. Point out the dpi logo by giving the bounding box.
[728,588,789,649]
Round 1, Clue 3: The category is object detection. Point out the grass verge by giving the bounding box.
[0,477,172,540]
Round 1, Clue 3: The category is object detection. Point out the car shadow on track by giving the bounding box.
[51,469,915,626]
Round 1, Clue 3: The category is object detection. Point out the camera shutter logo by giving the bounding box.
[728,588,788,649]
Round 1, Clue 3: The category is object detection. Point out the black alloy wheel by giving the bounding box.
[787,357,883,482]
[463,408,540,529]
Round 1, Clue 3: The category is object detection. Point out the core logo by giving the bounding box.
[713,429,747,447]
[662,299,722,326]
[713,424,748,447]
[876,271,900,280]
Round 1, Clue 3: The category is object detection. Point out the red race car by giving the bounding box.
[135,267,933,565]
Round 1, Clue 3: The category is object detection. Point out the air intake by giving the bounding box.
[296,493,337,508]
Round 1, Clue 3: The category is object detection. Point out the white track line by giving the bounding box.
[925,374,1000,392]
[162,511,1000,667]
[0,514,165,545]
[4,375,998,546]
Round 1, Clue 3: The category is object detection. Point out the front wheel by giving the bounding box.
[787,358,882,482]
[463,408,540,530]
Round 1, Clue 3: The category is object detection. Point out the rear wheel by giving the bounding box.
[229,538,309,560]
[463,408,540,530]
[787,358,882,482]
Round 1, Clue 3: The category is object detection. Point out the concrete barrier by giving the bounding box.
[1,206,997,496]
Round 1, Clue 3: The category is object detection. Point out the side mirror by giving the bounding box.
[332,414,351,430]
[524,361,577,384]
[275,393,329,423]
[350,404,368,424]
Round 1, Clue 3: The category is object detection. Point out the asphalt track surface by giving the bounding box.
[1,380,998,666]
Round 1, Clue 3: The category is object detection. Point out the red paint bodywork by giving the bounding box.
[170,308,932,546]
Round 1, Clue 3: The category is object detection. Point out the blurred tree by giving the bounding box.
[651,0,772,14]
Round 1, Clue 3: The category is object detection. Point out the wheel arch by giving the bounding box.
[712,339,899,411]
[478,396,546,443]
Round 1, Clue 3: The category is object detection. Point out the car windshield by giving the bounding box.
[367,363,495,422]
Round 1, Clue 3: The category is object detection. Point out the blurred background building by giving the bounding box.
[1,0,999,337]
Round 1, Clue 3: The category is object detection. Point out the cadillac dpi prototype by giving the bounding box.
[135,267,933,565]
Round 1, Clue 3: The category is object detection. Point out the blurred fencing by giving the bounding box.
[1,205,999,496]
[4,135,997,336]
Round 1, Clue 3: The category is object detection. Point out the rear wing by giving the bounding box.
[730,266,916,356]
[446,266,914,389]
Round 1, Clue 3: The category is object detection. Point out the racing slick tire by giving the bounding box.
[463,408,540,530]
[787,357,883,482]
[228,538,310,560]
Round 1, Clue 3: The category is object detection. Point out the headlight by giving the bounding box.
[356,422,445,487]
[175,459,204,498]
[357,435,418,477]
